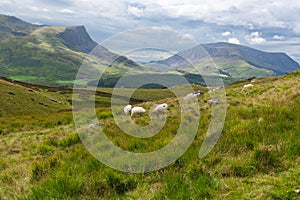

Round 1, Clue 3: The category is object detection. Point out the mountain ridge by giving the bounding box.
[0,14,146,87]
[0,14,299,87]
[150,42,300,78]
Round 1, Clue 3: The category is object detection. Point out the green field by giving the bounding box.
[0,71,299,199]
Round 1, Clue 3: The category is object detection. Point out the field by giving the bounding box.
[0,71,299,199]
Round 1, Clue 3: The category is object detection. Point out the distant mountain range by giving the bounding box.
[0,14,299,87]
[0,14,147,87]
[149,42,300,78]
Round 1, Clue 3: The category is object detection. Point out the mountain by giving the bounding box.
[0,14,145,87]
[150,42,300,78]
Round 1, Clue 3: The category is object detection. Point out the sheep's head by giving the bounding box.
[161,103,168,110]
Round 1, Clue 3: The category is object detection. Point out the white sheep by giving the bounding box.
[124,104,132,115]
[131,107,146,116]
[153,103,168,112]
[243,84,254,89]
[184,91,204,100]
[152,103,168,117]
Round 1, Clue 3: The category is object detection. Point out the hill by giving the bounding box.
[0,70,299,199]
[0,77,71,117]
[0,14,147,87]
[150,42,300,78]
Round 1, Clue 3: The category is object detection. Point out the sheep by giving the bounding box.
[243,83,254,89]
[184,91,204,100]
[208,99,221,106]
[124,104,132,115]
[153,103,168,112]
[151,103,168,118]
[131,107,146,116]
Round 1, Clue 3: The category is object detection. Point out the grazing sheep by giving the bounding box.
[153,103,168,112]
[124,104,132,115]
[243,84,254,89]
[131,107,146,116]
[208,99,221,106]
[184,91,204,100]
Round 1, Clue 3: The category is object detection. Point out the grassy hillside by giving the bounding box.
[0,71,299,199]
[184,57,275,78]
[0,78,71,117]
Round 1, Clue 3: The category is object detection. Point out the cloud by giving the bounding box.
[0,0,300,62]
[222,31,231,36]
[292,24,300,34]
[127,5,145,18]
[227,37,240,44]
[59,9,75,14]
[273,35,285,40]
[245,32,267,44]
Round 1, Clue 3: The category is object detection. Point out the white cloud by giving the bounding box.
[127,5,145,18]
[292,24,300,34]
[245,32,266,44]
[59,9,75,14]
[181,33,195,40]
[273,35,285,40]
[222,31,231,36]
[227,37,240,44]
[28,6,49,12]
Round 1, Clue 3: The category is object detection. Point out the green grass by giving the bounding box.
[0,79,71,117]
[0,71,299,199]
[8,76,47,82]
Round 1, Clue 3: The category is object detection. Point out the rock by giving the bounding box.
[88,123,105,128]
[208,99,221,105]
[49,98,61,103]
[269,87,276,93]
[38,102,48,106]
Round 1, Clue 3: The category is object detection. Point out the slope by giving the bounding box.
[0,77,71,117]
[0,71,299,199]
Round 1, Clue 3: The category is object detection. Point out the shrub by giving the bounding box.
[58,134,80,148]
[32,157,58,181]
[38,144,55,155]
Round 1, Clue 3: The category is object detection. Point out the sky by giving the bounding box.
[1,0,300,62]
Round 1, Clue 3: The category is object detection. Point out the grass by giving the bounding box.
[0,71,299,199]
[0,79,71,117]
